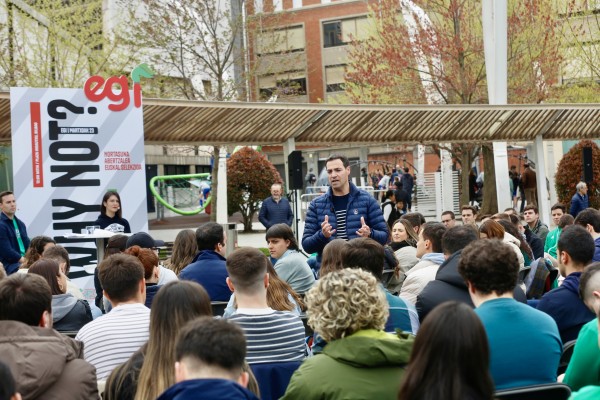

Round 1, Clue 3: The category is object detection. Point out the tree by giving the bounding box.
[344,0,563,213]
[555,140,600,210]
[0,0,133,90]
[227,147,282,232]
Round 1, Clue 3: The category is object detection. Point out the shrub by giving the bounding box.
[227,147,283,232]
[555,140,600,209]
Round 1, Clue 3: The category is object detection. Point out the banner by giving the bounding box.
[10,83,147,299]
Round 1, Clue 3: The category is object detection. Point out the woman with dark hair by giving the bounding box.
[93,191,131,233]
[389,219,419,293]
[22,235,56,269]
[398,301,494,400]
[223,259,305,317]
[124,246,161,308]
[165,229,197,276]
[498,219,533,266]
[28,259,92,331]
[266,223,315,294]
[104,280,213,400]
[479,220,524,269]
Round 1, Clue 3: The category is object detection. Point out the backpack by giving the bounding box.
[523,257,559,299]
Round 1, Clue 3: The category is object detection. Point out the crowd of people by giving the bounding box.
[1,154,600,399]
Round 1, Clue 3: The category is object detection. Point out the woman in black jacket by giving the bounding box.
[93,191,131,233]
[28,259,92,331]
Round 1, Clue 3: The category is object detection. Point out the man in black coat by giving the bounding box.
[416,225,528,322]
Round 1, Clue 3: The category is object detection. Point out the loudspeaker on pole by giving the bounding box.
[288,151,304,190]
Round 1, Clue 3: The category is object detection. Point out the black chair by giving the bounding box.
[250,361,301,400]
[299,313,313,337]
[59,330,79,338]
[557,339,577,375]
[210,301,228,317]
[495,383,571,400]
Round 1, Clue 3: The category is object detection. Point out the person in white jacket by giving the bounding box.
[400,223,447,304]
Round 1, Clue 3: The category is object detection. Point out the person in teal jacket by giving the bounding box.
[282,268,413,400]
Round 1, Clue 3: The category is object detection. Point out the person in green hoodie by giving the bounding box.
[282,268,413,400]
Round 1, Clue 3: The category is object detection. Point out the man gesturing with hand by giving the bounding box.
[302,154,388,265]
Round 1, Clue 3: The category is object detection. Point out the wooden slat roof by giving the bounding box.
[1,92,598,145]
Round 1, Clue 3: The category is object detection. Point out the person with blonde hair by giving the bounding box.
[282,268,413,399]
[104,280,213,400]
[165,229,197,276]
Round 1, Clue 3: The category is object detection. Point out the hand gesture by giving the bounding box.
[356,216,371,237]
[321,215,336,238]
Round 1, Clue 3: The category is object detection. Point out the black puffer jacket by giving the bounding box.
[416,250,527,322]
[52,293,93,332]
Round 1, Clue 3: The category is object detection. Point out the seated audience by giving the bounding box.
[342,237,419,335]
[76,253,151,380]
[563,262,600,391]
[105,281,213,400]
[400,222,447,304]
[42,245,85,300]
[157,317,259,400]
[0,274,98,399]
[21,235,55,269]
[124,245,162,308]
[398,301,494,400]
[225,247,305,364]
[179,223,231,301]
[223,259,304,317]
[458,239,561,389]
[318,239,347,278]
[282,269,413,399]
[537,225,595,343]
[126,232,177,285]
[401,212,426,234]
[544,203,566,259]
[267,224,315,294]
[568,308,600,399]
[164,229,197,276]
[28,259,92,331]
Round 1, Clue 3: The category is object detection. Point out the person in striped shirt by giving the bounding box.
[76,253,150,380]
[225,247,306,364]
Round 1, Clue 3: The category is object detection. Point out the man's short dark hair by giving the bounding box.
[523,205,539,214]
[226,247,267,292]
[557,225,595,267]
[442,225,479,255]
[574,208,600,233]
[401,212,425,230]
[551,203,566,213]
[0,191,13,203]
[558,214,575,229]
[461,205,478,215]
[42,245,71,274]
[98,254,144,303]
[176,317,246,376]
[0,274,52,326]
[404,167,409,173]
[341,237,384,281]
[196,222,225,251]
[421,222,447,253]
[441,211,455,220]
[326,154,349,168]
[579,262,600,302]
[458,239,518,295]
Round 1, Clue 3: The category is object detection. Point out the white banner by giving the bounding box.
[10,84,147,299]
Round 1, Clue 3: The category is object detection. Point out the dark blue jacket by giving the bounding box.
[179,250,230,301]
[594,237,600,263]
[301,183,388,255]
[570,193,589,218]
[536,272,595,343]
[157,379,259,400]
[258,197,293,229]
[0,212,30,273]
[145,284,162,309]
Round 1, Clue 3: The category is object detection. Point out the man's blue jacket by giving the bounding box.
[301,182,388,255]
[570,192,589,217]
[0,213,30,273]
[258,196,293,229]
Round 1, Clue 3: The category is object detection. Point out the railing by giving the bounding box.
[149,173,212,217]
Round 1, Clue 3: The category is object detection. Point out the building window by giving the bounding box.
[323,21,343,48]
[325,65,346,92]
[195,165,211,174]
[323,17,369,48]
[258,72,307,100]
[257,25,305,55]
